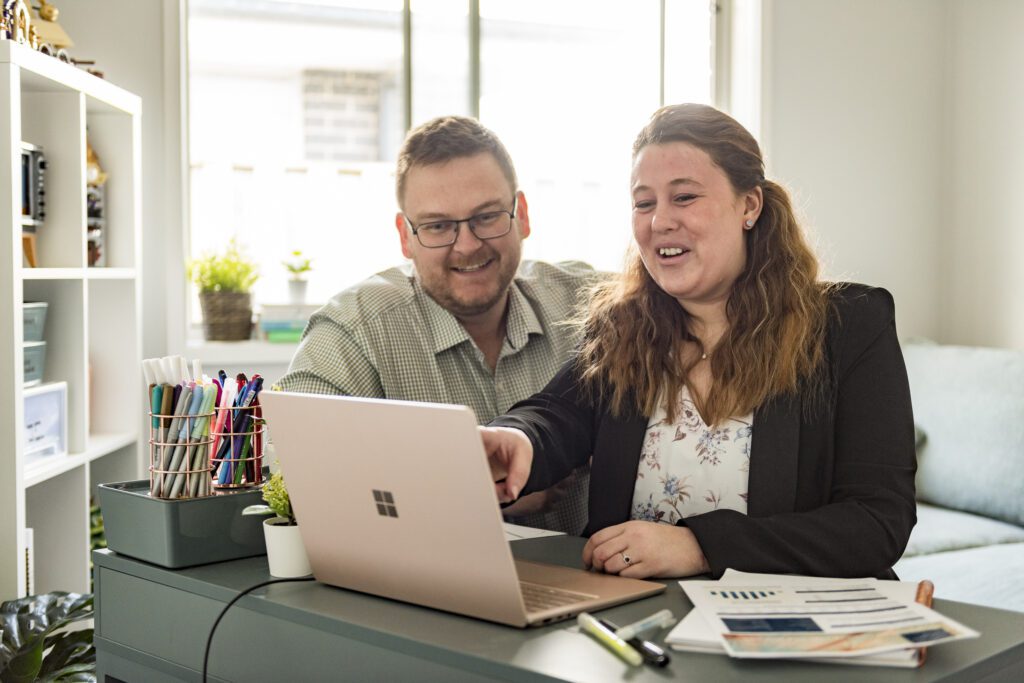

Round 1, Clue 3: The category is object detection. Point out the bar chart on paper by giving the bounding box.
[710,590,777,600]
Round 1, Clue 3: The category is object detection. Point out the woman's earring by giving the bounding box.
[744,219,755,228]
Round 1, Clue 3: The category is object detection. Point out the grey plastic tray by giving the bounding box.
[98,478,267,568]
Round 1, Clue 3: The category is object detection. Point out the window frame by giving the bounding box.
[165,0,729,363]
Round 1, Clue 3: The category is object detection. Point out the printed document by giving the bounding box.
[671,570,977,662]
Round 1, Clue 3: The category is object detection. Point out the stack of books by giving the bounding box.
[258,304,319,343]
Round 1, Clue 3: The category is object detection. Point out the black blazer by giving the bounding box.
[491,284,917,579]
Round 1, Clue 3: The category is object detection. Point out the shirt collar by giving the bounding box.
[412,273,544,355]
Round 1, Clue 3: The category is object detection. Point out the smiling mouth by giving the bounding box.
[658,247,690,258]
[450,258,495,273]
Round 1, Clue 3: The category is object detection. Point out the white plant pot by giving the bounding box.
[287,279,308,305]
[263,517,312,578]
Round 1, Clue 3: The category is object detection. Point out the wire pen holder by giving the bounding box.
[210,405,265,489]
[148,410,215,499]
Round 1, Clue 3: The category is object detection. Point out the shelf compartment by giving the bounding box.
[88,279,141,438]
[20,89,86,269]
[26,465,89,594]
[87,111,139,270]
[22,280,87,453]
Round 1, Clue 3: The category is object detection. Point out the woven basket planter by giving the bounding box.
[199,291,253,341]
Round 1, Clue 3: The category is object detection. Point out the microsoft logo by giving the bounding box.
[372,489,398,518]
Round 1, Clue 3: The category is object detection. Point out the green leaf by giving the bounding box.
[0,593,94,683]
[37,629,94,679]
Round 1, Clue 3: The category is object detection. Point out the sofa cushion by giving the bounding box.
[902,503,1024,558]
[894,542,1024,613]
[903,343,1024,526]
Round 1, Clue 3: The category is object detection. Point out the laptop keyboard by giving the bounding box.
[519,581,594,613]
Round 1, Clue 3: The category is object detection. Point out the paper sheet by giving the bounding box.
[671,570,978,662]
[502,522,565,541]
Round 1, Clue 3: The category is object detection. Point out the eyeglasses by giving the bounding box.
[405,198,517,248]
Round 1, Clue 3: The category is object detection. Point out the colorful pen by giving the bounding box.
[599,618,671,668]
[577,612,642,666]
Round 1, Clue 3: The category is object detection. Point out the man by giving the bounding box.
[277,116,596,533]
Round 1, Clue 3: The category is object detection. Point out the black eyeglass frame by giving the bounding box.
[404,197,518,249]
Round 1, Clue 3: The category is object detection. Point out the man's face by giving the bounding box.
[396,153,530,322]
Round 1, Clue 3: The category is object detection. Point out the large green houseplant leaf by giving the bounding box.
[0,592,95,683]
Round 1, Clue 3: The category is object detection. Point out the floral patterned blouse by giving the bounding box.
[631,385,753,524]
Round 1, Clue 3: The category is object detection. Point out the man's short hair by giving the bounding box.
[395,116,518,209]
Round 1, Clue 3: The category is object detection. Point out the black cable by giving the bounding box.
[202,576,315,682]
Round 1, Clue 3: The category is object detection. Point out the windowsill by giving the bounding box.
[185,338,298,365]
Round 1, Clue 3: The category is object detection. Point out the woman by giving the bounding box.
[483,103,916,580]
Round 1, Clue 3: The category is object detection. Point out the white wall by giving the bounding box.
[760,0,1024,350]
[53,0,173,362]
[944,0,1024,348]
[758,0,946,342]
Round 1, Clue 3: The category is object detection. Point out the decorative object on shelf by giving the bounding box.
[29,0,72,62]
[282,249,312,305]
[19,141,45,268]
[86,139,107,267]
[1,1,32,45]
[187,237,259,341]
[0,591,96,683]
[243,469,311,578]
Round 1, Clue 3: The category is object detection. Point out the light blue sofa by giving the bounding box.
[894,342,1024,612]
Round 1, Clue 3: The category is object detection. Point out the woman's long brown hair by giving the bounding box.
[577,104,834,425]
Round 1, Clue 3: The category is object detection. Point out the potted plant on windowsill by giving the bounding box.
[242,470,311,578]
[188,238,259,341]
[282,250,312,305]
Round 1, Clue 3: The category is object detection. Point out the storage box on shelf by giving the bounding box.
[1,40,142,599]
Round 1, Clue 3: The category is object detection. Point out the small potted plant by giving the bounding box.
[242,470,311,577]
[282,249,312,305]
[187,237,259,341]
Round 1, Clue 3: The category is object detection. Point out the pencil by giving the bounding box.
[914,580,935,666]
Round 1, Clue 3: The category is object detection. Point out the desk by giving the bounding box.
[94,537,1024,682]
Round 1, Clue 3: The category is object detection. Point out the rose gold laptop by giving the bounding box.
[259,391,665,627]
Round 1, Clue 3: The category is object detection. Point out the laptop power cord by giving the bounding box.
[202,576,316,682]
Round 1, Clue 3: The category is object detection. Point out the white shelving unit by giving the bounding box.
[1,41,142,600]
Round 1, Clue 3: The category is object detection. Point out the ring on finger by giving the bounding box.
[621,552,632,566]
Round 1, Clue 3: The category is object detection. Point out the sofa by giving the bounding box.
[893,342,1024,612]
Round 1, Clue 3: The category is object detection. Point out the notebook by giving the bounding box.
[259,391,665,627]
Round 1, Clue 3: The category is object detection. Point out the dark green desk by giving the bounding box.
[94,538,1024,682]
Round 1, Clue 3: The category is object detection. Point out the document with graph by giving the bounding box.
[677,571,978,661]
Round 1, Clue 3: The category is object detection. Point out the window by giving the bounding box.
[185,0,715,325]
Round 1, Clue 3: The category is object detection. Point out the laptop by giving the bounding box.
[259,391,666,627]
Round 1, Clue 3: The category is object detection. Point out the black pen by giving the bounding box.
[598,618,670,667]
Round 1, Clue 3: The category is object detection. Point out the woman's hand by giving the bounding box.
[479,426,533,503]
[582,521,711,579]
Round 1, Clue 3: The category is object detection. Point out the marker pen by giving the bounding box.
[577,612,643,666]
[614,608,675,640]
[599,618,671,668]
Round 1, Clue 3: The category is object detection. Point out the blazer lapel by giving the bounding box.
[748,393,800,516]
[586,412,647,534]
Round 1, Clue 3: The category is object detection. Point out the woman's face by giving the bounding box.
[631,141,761,312]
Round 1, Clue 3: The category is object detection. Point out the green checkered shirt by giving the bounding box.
[277,260,600,534]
